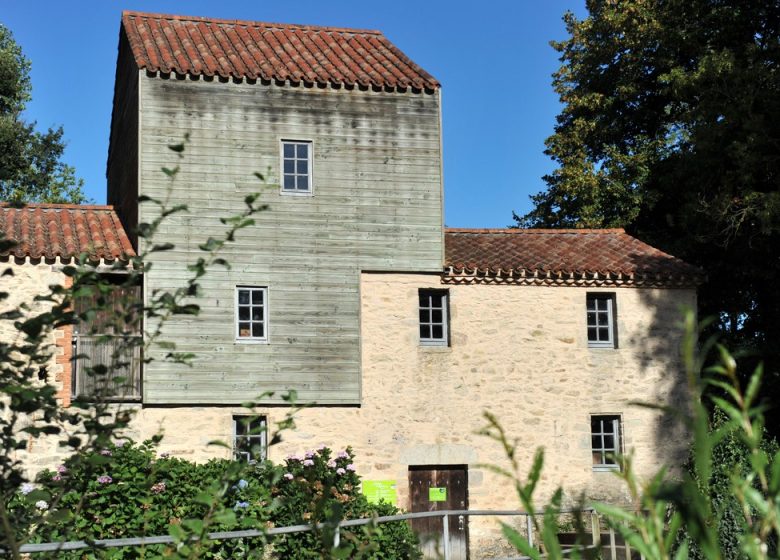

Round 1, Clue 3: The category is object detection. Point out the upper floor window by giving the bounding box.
[419,289,449,346]
[591,415,621,471]
[236,286,268,342]
[281,140,312,194]
[587,293,616,348]
[233,415,267,463]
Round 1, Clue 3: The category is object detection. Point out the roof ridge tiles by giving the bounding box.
[122,11,384,36]
[121,11,439,89]
[0,203,117,211]
[445,227,627,234]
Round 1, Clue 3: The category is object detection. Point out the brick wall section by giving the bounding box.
[54,275,73,406]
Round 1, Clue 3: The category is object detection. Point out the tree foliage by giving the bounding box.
[0,23,84,203]
[517,0,780,425]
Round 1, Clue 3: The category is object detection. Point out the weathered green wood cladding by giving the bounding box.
[134,77,443,404]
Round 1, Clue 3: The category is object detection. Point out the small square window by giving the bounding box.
[587,293,616,348]
[419,289,449,346]
[280,140,312,194]
[233,415,267,463]
[236,286,268,342]
[591,415,621,470]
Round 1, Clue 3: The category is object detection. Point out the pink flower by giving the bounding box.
[100,449,112,456]
[159,452,171,459]
[305,450,316,459]
[151,482,166,494]
[287,454,303,462]
[336,451,349,459]
[316,444,327,451]
[327,459,337,468]
[284,473,294,480]
[52,474,62,482]
[97,475,113,484]
[303,459,314,467]
[346,464,356,472]
[56,465,67,474]
[336,468,346,475]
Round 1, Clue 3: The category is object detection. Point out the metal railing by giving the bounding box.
[4,508,644,559]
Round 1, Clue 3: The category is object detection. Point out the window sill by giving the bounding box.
[592,465,620,473]
[235,339,269,345]
[418,345,451,353]
[587,344,617,350]
[279,189,314,197]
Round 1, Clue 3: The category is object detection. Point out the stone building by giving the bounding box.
[1,11,703,557]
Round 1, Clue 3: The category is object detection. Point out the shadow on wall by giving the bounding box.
[625,251,702,472]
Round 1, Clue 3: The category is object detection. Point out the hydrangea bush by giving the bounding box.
[8,442,419,559]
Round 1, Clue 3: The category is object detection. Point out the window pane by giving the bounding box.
[252,290,263,304]
[238,290,249,305]
[252,323,264,338]
[592,451,603,464]
[419,309,430,323]
[432,325,443,339]
[297,143,308,158]
[238,322,251,337]
[588,327,597,341]
[252,308,263,321]
[591,417,601,431]
[603,435,614,449]
[592,435,601,448]
[432,309,443,323]
[598,327,610,340]
[420,324,430,339]
[297,175,309,190]
[419,293,428,307]
[587,311,596,325]
[238,307,249,320]
[284,159,294,173]
[283,175,295,189]
[283,143,295,157]
[235,420,246,435]
[297,160,308,174]
[430,293,443,307]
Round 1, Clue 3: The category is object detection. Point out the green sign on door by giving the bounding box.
[429,487,447,502]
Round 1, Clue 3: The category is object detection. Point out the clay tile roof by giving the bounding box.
[445,228,704,286]
[121,11,440,90]
[0,204,135,263]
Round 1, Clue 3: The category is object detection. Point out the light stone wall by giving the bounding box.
[124,273,695,556]
[1,260,71,472]
[11,268,695,556]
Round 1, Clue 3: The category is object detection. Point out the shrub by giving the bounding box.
[8,443,419,559]
[267,446,420,559]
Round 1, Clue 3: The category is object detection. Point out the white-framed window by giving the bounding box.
[233,415,267,463]
[591,415,621,471]
[587,293,616,348]
[236,286,268,342]
[280,140,312,194]
[419,289,449,346]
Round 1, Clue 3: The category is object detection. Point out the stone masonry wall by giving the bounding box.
[124,273,695,555]
[11,269,695,556]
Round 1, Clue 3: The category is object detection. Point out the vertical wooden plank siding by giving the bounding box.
[136,78,443,404]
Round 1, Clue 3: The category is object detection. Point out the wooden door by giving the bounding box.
[409,465,469,559]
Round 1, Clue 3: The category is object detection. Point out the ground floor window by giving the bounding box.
[233,415,267,463]
[591,414,621,470]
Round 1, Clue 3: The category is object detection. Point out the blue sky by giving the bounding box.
[2,1,585,228]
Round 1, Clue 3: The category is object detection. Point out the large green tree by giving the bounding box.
[0,23,84,203]
[519,0,780,420]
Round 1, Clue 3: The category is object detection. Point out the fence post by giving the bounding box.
[443,514,450,560]
[333,524,340,549]
[526,514,534,548]
[609,527,617,559]
[591,511,601,547]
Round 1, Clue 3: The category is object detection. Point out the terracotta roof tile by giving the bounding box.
[445,228,704,286]
[121,11,439,91]
[0,204,135,263]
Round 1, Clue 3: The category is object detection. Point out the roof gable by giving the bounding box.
[0,204,135,263]
[121,11,439,91]
[445,228,703,287]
